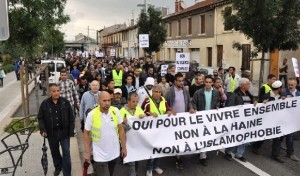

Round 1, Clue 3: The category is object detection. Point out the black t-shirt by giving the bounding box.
[189,84,205,97]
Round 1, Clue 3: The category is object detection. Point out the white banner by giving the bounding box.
[291,57,299,77]
[124,97,300,163]
[161,64,168,76]
[99,52,104,57]
[139,34,149,48]
[175,53,190,72]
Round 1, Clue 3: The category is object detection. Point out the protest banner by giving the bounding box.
[124,97,300,163]
[175,53,190,72]
[139,34,149,48]
[161,64,168,76]
[99,52,104,57]
[291,57,299,77]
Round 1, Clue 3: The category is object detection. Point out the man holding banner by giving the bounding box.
[141,85,175,176]
[120,92,146,176]
[192,75,220,166]
[164,72,195,169]
[225,78,256,162]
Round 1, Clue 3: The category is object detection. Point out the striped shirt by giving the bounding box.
[59,79,80,108]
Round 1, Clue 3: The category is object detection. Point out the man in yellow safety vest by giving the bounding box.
[83,91,127,176]
[141,85,176,176]
[112,65,123,88]
[120,92,145,176]
[258,74,276,103]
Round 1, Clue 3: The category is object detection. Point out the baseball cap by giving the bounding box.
[114,88,122,94]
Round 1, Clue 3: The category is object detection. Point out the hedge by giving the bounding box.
[3,64,14,73]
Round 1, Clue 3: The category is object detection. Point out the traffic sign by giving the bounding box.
[0,0,9,41]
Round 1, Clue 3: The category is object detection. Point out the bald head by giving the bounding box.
[98,91,111,112]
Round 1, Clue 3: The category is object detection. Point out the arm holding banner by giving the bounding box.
[118,124,127,158]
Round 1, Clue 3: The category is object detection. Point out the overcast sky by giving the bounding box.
[61,0,196,41]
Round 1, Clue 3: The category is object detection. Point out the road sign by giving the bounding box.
[139,34,149,48]
[0,0,9,41]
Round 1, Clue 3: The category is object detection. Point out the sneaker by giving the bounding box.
[154,167,163,174]
[146,170,152,176]
[271,156,285,163]
[176,158,183,170]
[224,153,233,161]
[235,156,247,162]
[287,154,299,162]
[200,158,208,166]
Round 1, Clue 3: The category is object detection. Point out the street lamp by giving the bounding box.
[137,0,149,13]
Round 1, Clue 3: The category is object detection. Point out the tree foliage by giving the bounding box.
[0,0,69,59]
[137,6,167,55]
[223,0,300,52]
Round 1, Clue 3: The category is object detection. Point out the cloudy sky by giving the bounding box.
[61,0,196,41]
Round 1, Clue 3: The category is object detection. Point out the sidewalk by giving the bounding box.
[0,72,82,175]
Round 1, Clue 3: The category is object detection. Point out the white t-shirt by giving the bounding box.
[85,107,122,162]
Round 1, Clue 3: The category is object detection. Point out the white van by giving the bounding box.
[41,60,66,83]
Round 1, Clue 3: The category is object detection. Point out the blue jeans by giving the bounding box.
[48,130,71,176]
[146,158,160,171]
[225,144,245,158]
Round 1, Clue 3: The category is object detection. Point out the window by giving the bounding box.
[56,63,64,72]
[200,15,205,34]
[177,20,181,36]
[188,18,192,35]
[168,22,172,37]
[48,63,55,72]
[223,6,233,31]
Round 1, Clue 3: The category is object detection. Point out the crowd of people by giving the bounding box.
[36,55,299,176]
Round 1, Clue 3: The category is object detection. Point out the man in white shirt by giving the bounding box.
[83,91,127,176]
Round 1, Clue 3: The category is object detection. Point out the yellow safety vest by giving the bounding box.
[90,106,119,142]
[149,97,167,115]
[120,106,144,119]
[261,84,272,94]
[228,76,238,93]
[112,70,123,87]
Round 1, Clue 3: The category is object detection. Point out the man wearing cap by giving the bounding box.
[251,74,277,154]
[137,77,155,106]
[120,92,145,176]
[111,88,127,109]
[259,80,288,163]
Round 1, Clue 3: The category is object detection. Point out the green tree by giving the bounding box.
[1,0,69,59]
[137,6,167,56]
[223,0,300,85]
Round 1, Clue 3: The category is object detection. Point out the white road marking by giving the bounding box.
[219,149,271,176]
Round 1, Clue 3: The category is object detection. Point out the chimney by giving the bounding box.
[175,0,179,13]
[175,0,184,13]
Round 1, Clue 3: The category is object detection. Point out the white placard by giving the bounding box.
[291,57,299,77]
[95,51,100,57]
[124,97,300,163]
[139,34,149,48]
[99,52,104,57]
[110,49,116,57]
[175,53,190,72]
[161,64,168,76]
